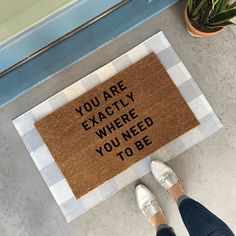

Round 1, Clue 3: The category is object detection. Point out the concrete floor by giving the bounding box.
[0,1,236,235]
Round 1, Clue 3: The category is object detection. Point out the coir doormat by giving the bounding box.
[13,32,222,222]
[35,53,199,198]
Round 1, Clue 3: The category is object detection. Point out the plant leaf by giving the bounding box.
[209,0,220,17]
[203,5,214,23]
[211,0,219,5]
[214,0,223,13]
[207,20,234,27]
[209,8,236,23]
[188,0,193,15]
[219,0,228,11]
[228,1,236,9]
[192,0,207,16]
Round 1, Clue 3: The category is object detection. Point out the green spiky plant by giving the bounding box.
[187,0,236,32]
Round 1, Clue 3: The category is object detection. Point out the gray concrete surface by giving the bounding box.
[0,1,236,235]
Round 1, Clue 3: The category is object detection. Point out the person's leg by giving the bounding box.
[135,184,176,236]
[149,212,175,236]
[168,183,235,236]
[151,160,235,236]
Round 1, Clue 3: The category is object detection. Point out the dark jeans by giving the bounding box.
[156,197,234,236]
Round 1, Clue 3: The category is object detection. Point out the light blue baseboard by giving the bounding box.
[0,0,179,107]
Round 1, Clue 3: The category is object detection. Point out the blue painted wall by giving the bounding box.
[0,0,179,107]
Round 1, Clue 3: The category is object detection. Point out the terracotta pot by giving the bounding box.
[184,4,223,37]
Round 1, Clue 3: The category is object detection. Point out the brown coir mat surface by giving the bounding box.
[35,53,199,198]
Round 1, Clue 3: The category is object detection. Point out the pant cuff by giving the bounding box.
[177,195,189,207]
[156,224,176,235]
[157,224,170,231]
[156,224,170,232]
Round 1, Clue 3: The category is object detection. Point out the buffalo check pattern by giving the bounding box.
[13,31,222,222]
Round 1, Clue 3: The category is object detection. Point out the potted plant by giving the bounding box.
[185,0,236,37]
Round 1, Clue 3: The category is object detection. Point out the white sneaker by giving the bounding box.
[150,160,179,190]
[135,184,161,218]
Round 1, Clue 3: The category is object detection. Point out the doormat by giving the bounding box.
[13,31,222,222]
[35,53,199,198]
